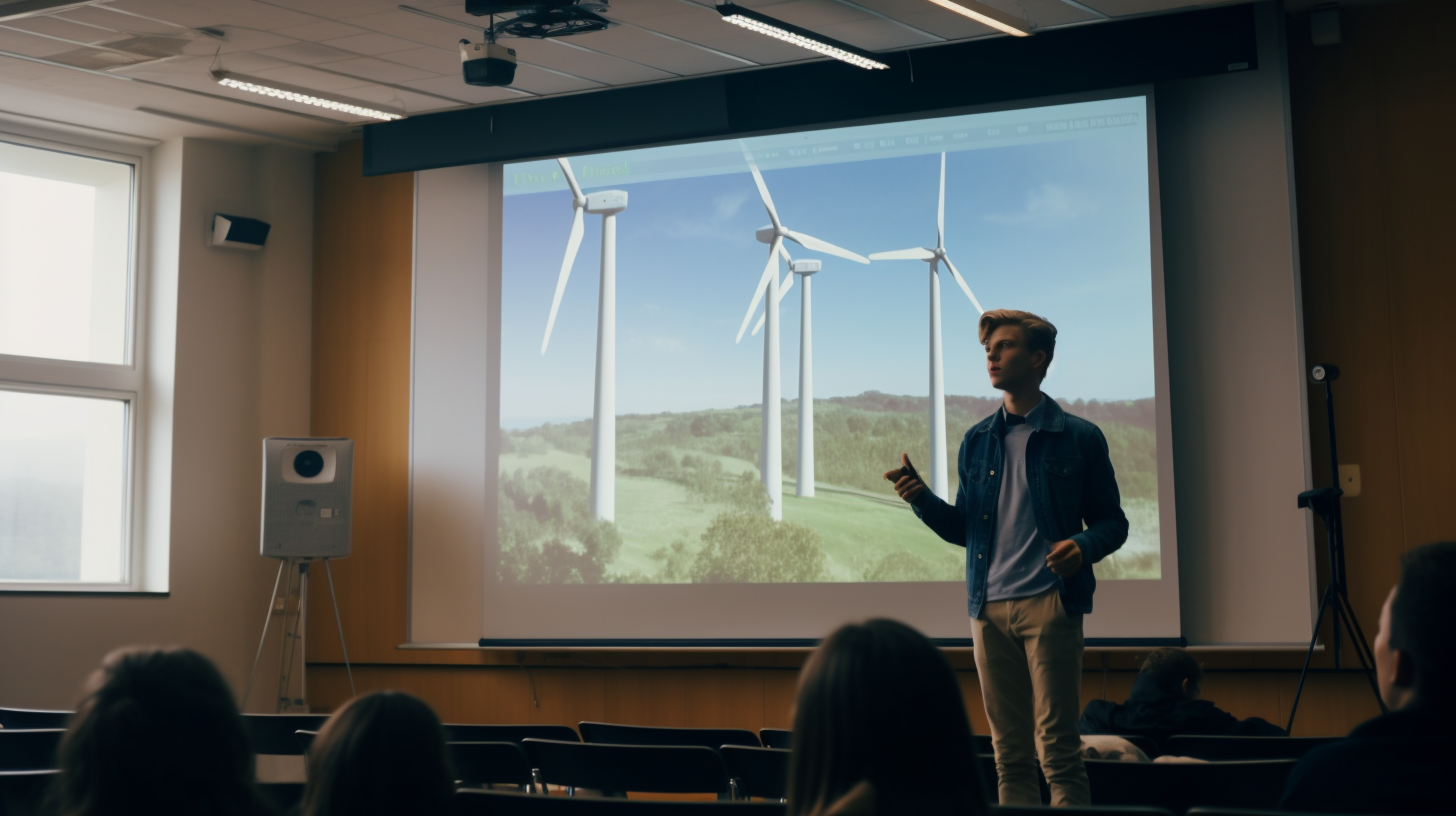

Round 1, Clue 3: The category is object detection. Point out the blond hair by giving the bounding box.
[978,309,1057,375]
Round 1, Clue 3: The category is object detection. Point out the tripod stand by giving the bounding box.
[243,557,354,713]
[1286,364,1386,733]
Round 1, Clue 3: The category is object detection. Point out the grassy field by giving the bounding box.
[496,393,1161,584]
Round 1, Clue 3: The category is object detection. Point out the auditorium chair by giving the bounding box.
[451,741,537,791]
[1160,735,1339,761]
[0,709,70,730]
[448,724,582,744]
[0,730,63,771]
[242,713,329,755]
[1085,758,1298,813]
[259,781,307,811]
[578,722,759,749]
[0,769,57,815]
[1186,809,1378,816]
[522,739,733,798]
[993,806,1175,816]
[458,789,786,815]
[719,746,788,800]
[757,729,791,750]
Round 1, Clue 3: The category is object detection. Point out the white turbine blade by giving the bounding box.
[741,141,781,230]
[785,230,869,264]
[751,273,794,337]
[736,237,782,344]
[942,255,984,316]
[541,208,585,354]
[557,157,584,201]
[937,152,946,250]
[869,247,936,261]
[778,243,793,264]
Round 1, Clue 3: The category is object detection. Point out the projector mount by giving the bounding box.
[466,0,613,40]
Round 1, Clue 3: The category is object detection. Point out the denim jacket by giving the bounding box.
[911,395,1129,619]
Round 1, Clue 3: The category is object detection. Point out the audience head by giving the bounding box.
[1377,540,1456,711]
[301,690,456,816]
[787,618,988,816]
[54,645,269,816]
[1139,647,1204,699]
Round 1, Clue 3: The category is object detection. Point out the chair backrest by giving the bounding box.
[458,789,786,816]
[578,722,759,749]
[0,730,64,772]
[1161,735,1340,761]
[295,729,318,754]
[720,746,788,800]
[758,729,791,750]
[1085,758,1298,813]
[451,741,535,788]
[258,781,307,812]
[0,709,70,730]
[242,713,330,755]
[522,739,732,795]
[0,769,59,814]
[446,724,581,745]
[975,733,994,754]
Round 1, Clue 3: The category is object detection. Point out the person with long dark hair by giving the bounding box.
[300,691,456,816]
[52,645,273,816]
[787,618,991,816]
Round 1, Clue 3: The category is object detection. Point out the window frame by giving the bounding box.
[0,130,148,593]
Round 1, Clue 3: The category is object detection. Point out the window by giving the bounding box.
[0,135,141,590]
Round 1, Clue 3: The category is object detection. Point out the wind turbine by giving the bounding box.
[869,152,984,503]
[541,157,628,522]
[753,251,822,499]
[736,147,868,520]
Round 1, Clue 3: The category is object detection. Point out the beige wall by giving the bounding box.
[0,138,314,711]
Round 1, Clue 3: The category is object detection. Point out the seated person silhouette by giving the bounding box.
[1280,541,1456,814]
[1080,647,1286,745]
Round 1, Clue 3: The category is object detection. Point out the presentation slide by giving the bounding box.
[496,95,1162,591]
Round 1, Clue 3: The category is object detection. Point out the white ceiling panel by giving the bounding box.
[319,31,424,56]
[269,20,372,42]
[0,27,82,58]
[2,17,120,44]
[249,63,381,91]
[258,0,403,18]
[180,26,295,54]
[316,56,438,83]
[338,9,474,50]
[506,37,678,84]
[554,25,727,75]
[814,17,945,49]
[380,46,459,75]
[508,62,608,95]
[1077,0,1244,15]
[253,41,359,65]
[60,6,187,36]
[103,0,310,31]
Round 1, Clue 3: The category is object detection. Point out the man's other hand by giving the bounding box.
[1046,539,1082,577]
[883,453,926,503]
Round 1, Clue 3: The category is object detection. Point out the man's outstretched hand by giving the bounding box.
[1046,539,1082,577]
[883,453,925,503]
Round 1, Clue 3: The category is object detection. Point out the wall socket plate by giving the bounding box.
[1338,463,1361,497]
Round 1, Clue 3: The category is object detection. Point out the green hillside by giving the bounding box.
[497,394,1160,585]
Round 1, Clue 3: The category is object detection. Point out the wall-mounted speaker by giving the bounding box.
[212,213,271,250]
[261,437,352,559]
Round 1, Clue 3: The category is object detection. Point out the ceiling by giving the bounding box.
[0,0,1313,150]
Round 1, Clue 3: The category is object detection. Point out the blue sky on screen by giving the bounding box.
[500,98,1154,426]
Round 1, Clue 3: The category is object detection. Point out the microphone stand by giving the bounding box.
[1286,368,1386,733]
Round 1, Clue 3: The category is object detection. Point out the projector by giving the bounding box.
[460,39,517,86]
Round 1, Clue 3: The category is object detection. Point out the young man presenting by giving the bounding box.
[885,310,1128,806]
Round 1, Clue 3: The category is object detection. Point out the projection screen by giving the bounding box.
[411,88,1181,644]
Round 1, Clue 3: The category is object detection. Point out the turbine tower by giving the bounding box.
[753,253,822,499]
[541,157,628,522]
[868,152,984,502]
[736,147,867,520]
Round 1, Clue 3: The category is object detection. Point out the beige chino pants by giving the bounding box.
[971,587,1089,806]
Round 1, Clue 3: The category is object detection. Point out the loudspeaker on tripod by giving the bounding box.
[261,437,353,559]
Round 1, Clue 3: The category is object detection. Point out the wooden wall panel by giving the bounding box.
[305,2,1452,739]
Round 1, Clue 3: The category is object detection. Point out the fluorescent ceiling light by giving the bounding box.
[210,71,405,122]
[717,3,888,70]
[926,0,1033,37]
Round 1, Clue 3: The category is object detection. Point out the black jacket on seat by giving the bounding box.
[1079,674,1287,745]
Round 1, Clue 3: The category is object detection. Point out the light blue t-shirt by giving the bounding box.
[984,398,1061,603]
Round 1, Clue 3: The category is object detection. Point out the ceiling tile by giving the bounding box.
[555,25,745,75]
[254,41,359,65]
[513,37,677,84]
[1078,0,1241,15]
[58,6,186,36]
[250,64,380,91]
[319,31,423,55]
[0,27,90,58]
[180,26,295,54]
[379,46,459,75]
[269,20,371,42]
[104,0,317,31]
[315,56,438,83]
[338,9,474,49]
[4,16,119,44]
[507,62,606,95]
